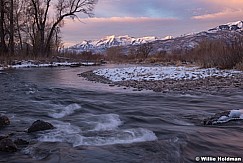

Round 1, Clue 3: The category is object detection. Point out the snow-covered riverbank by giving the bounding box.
[94,66,242,81]
[80,66,243,94]
[0,60,99,70]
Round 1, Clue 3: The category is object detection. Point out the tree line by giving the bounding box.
[104,36,243,70]
[0,0,97,58]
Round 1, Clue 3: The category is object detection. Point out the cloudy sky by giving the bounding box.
[62,0,243,46]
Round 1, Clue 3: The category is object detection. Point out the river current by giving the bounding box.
[0,65,243,163]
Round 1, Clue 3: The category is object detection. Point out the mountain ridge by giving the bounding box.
[66,35,173,53]
[65,20,243,54]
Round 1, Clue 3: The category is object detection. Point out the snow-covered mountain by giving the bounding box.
[151,20,243,54]
[65,20,243,54]
[66,35,173,53]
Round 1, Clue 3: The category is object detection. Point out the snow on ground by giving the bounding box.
[11,61,77,68]
[94,66,242,81]
[216,109,243,124]
[0,60,99,70]
[0,61,81,70]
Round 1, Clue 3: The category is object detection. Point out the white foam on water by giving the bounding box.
[39,112,157,147]
[26,87,38,95]
[49,103,81,118]
[38,117,157,147]
[172,119,194,126]
[38,127,158,147]
[38,120,81,143]
[73,128,158,147]
[21,147,49,160]
[88,114,123,131]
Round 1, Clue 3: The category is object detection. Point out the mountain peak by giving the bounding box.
[227,20,243,27]
[209,20,243,31]
[67,35,168,53]
[105,35,116,40]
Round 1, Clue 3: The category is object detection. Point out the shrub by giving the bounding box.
[187,37,243,69]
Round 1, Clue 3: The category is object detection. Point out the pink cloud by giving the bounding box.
[65,16,177,23]
[198,0,243,9]
[192,9,243,20]
[62,17,179,46]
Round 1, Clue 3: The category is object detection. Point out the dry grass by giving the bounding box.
[235,61,243,71]
[186,38,243,69]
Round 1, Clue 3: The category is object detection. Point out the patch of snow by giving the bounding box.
[229,110,243,118]
[163,36,173,40]
[81,62,96,66]
[8,61,78,69]
[94,66,242,82]
[227,21,243,28]
[216,109,243,124]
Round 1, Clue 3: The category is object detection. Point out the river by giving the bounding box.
[1,65,243,163]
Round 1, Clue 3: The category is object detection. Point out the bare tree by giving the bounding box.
[15,0,26,52]
[106,46,124,61]
[9,0,14,55]
[136,43,153,59]
[0,0,97,58]
[29,0,97,56]
[0,0,7,55]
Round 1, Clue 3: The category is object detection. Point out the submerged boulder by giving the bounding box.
[0,115,10,128]
[0,135,8,141]
[203,110,243,125]
[28,120,54,133]
[14,138,29,146]
[0,138,17,152]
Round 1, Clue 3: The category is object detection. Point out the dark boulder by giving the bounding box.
[0,115,10,128]
[0,135,8,141]
[14,138,29,146]
[0,138,17,152]
[28,120,54,133]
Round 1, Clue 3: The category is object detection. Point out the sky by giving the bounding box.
[61,0,243,47]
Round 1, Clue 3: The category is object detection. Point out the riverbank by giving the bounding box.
[0,60,102,70]
[79,66,243,94]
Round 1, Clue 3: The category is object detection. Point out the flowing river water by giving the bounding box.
[0,65,243,163]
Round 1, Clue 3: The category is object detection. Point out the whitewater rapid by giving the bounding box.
[38,103,158,147]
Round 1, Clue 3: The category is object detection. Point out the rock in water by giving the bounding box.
[0,135,8,141]
[203,110,241,125]
[0,115,10,128]
[28,120,54,133]
[14,139,29,146]
[0,138,17,152]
